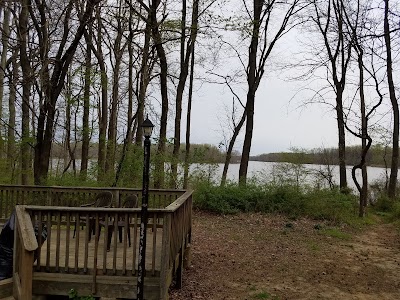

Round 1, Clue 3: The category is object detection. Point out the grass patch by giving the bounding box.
[321,227,352,240]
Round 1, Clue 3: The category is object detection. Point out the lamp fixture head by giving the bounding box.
[141,115,154,138]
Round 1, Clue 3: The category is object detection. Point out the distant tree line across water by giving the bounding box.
[50,142,234,164]
[251,146,395,168]
[49,142,398,168]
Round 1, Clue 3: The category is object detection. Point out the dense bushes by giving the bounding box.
[193,182,357,223]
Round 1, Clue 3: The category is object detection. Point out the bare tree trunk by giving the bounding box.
[106,3,126,176]
[384,0,399,199]
[151,0,169,188]
[239,0,262,186]
[239,0,299,185]
[19,0,32,185]
[7,47,17,175]
[0,1,11,156]
[80,37,92,180]
[353,48,369,217]
[93,7,108,181]
[172,0,199,188]
[127,22,135,145]
[135,20,151,146]
[183,36,197,189]
[221,109,246,186]
[311,0,352,192]
[33,0,100,184]
[336,87,348,191]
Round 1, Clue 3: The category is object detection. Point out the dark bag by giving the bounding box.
[0,211,48,280]
[0,211,16,280]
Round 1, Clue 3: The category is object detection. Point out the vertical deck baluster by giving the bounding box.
[112,212,118,274]
[152,213,157,275]
[36,211,42,271]
[0,189,3,219]
[102,212,109,274]
[55,211,61,272]
[5,189,9,217]
[46,211,52,271]
[92,213,99,294]
[132,213,138,275]
[65,211,70,272]
[84,213,90,273]
[74,213,80,272]
[122,211,128,275]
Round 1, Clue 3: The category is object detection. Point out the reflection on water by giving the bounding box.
[52,159,390,190]
[190,161,389,190]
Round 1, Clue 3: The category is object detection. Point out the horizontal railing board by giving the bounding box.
[33,273,160,299]
[0,278,13,298]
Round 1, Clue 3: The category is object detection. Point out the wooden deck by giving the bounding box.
[0,186,193,300]
[36,227,163,273]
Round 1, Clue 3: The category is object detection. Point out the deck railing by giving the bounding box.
[0,184,186,221]
[11,189,193,300]
[13,206,38,300]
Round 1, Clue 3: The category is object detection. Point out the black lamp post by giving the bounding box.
[137,115,154,300]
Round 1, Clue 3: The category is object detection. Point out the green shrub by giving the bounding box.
[193,181,357,223]
[374,195,394,212]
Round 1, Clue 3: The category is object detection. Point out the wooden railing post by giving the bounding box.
[13,206,38,300]
[159,213,172,300]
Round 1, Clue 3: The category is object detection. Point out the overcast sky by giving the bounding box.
[185,76,341,156]
[162,1,395,157]
[178,26,344,156]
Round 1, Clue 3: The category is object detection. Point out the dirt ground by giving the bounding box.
[169,211,400,300]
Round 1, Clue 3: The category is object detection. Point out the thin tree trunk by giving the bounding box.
[172,0,199,188]
[336,87,348,191]
[19,0,32,185]
[7,47,17,175]
[80,38,92,180]
[95,7,108,181]
[239,0,262,185]
[33,0,100,184]
[183,37,197,189]
[105,4,124,175]
[135,21,151,146]
[384,0,399,199]
[0,2,11,156]
[221,109,246,186]
[151,0,169,188]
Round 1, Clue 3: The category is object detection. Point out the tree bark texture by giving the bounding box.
[384,0,399,199]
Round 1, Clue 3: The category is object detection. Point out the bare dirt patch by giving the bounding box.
[170,211,400,300]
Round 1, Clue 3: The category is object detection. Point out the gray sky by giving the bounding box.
[166,1,395,157]
[186,76,340,156]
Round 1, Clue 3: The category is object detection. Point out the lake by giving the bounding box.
[189,161,389,190]
[52,159,390,190]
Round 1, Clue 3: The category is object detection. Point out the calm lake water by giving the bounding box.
[189,161,389,190]
[52,159,389,190]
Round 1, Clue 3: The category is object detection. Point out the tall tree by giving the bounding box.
[171,0,200,188]
[31,0,101,184]
[19,0,33,185]
[384,0,399,199]
[105,1,129,176]
[309,0,352,192]
[80,29,93,180]
[7,47,18,175]
[0,0,11,156]
[239,0,302,185]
